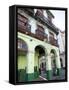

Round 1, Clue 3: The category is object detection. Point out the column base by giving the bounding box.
[18,69,26,82]
[57,68,61,76]
[34,71,39,79]
[26,73,34,81]
[46,70,52,80]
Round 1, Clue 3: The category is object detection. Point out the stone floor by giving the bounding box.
[52,68,65,80]
[33,68,65,81]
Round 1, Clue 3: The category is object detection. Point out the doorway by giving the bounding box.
[35,45,46,79]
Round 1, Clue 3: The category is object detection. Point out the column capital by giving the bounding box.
[55,55,58,57]
[46,53,51,57]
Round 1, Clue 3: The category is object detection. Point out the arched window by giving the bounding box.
[18,39,28,52]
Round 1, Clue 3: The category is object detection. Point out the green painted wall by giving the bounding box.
[18,55,27,70]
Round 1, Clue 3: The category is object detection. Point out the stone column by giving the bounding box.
[62,54,65,68]
[26,50,34,81]
[55,53,61,76]
[46,54,52,80]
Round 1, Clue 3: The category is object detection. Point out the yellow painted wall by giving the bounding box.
[18,55,27,70]
[34,51,39,70]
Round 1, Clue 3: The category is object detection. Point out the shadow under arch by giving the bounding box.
[50,49,58,77]
[50,49,57,57]
[34,44,48,56]
[34,45,48,79]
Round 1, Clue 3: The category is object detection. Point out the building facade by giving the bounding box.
[17,8,61,82]
[58,31,65,68]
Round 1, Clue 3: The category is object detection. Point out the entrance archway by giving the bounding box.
[34,45,46,79]
[17,38,28,82]
[50,49,57,76]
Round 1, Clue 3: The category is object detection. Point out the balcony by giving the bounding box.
[18,20,58,47]
[35,29,48,41]
[18,21,48,41]
[23,9,34,16]
[18,20,31,35]
[35,10,59,34]
[49,37,58,47]
[35,10,44,23]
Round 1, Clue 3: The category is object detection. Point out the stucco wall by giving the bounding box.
[34,51,39,70]
[18,32,60,73]
[18,55,27,70]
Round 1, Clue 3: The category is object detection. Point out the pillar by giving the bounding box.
[62,55,65,68]
[26,50,34,81]
[56,53,61,76]
[46,54,52,80]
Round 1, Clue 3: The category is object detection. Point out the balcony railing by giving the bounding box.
[35,10,58,34]
[35,10,44,23]
[49,37,58,47]
[18,20,31,34]
[24,9,34,16]
[35,29,48,41]
[27,9,34,13]
[18,19,58,47]
[18,21,48,41]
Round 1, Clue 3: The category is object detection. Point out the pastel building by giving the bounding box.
[17,8,61,82]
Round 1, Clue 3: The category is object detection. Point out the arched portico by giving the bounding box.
[50,49,61,78]
[17,32,61,81]
[34,45,46,79]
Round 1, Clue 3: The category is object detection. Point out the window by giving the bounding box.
[18,41,22,48]
[18,39,28,51]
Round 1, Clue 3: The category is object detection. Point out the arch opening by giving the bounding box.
[34,45,47,79]
[50,49,57,76]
